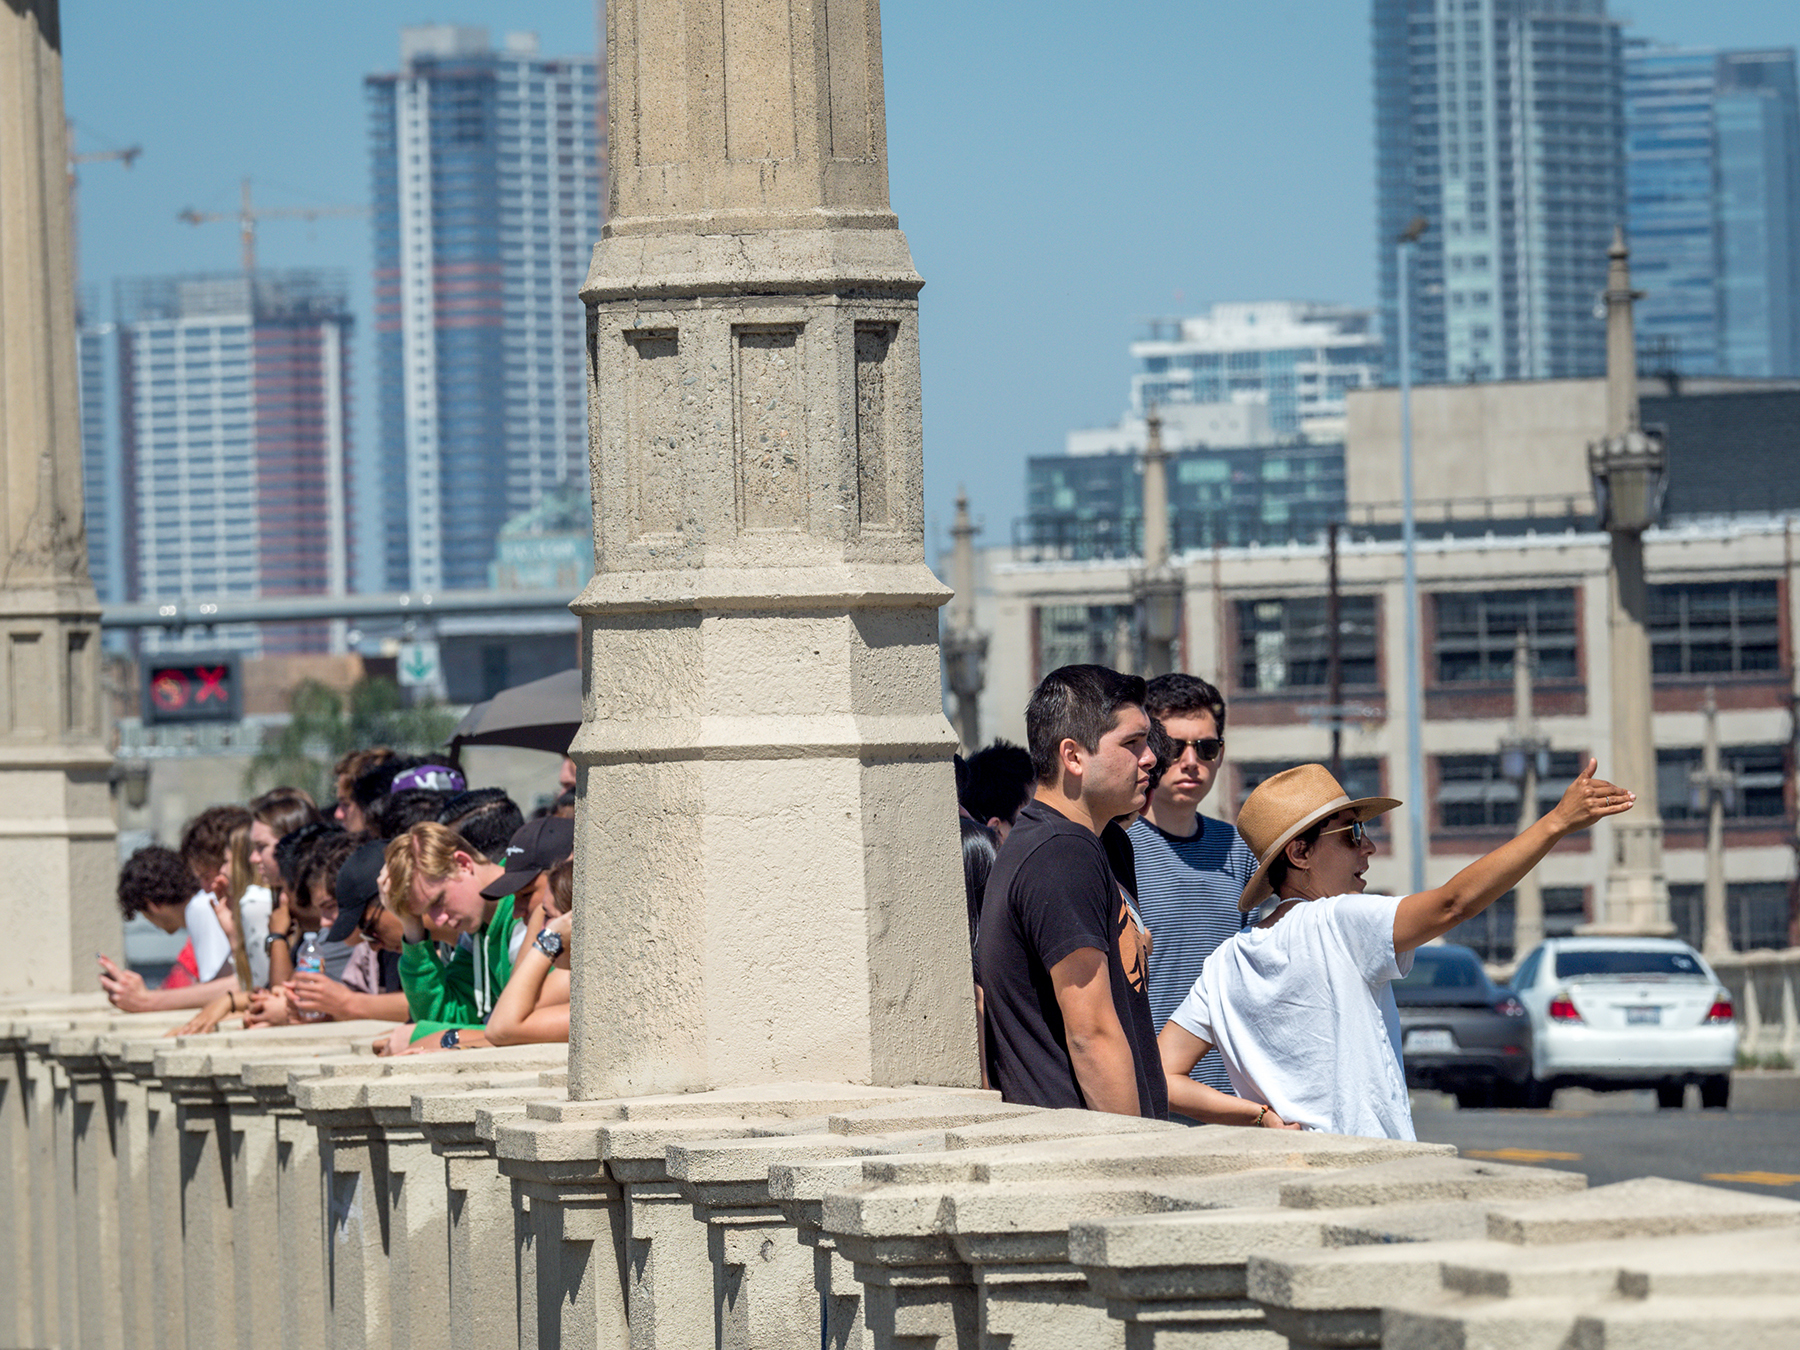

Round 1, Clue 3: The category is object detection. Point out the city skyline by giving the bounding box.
[62,1,1800,561]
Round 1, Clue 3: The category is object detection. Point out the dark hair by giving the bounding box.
[334,747,395,802]
[250,787,322,841]
[296,831,360,906]
[1145,718,1176,795]
[1264,819,1329,896]
[437,788,524,864]
[1024,665,1147,785]
[351,754,424,810]
[1143,673,1227,737]
[178,804,253,881]
[365,788,453,840]
[117,846,195,919]
[959,818,998,959]
[546,857,574,916]
[275,821,343,893]
[961,740,1035,826]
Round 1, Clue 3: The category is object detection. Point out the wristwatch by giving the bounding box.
[533,928,565,960]
[263,931,288,954]
[439,1028,460,1050]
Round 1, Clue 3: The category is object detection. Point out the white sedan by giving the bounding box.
[1510,937,1737,1109]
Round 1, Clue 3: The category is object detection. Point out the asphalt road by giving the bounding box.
[1411,1087,1800,1198]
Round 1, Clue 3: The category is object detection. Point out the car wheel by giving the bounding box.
[1523,1074,1554,1109]
[1700,1075,1730,1110]
[1655,1083,1686,1110]
[1453,1087,1491,1110]
[1492,1080,1526,1109]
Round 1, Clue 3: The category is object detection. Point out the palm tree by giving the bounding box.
[245,677,458,803]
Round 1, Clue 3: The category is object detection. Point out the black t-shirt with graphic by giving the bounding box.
[975,799,1169,1119]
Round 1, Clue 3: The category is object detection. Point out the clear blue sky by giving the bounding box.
[62,2,1799,555]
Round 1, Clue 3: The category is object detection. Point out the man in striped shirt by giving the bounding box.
[1127,673,1256,1096]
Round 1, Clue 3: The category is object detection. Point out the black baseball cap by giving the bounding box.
[481,816,574,899]
[326,840,389,943]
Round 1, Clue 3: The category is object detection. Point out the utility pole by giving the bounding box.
[1397,215,1428,894]
[177,177,365,272]
[1501,629,1550,957]
[1326,519,1343,779]
[1690,686,1735,958]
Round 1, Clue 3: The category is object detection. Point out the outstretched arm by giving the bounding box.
[1393,760,1634,954]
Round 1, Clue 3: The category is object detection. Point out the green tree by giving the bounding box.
[245,677,459,804]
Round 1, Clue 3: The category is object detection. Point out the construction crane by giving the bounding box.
[66,121,142,289]
[177,177,365,273]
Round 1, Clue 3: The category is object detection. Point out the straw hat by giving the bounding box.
[1235,764,1401,912]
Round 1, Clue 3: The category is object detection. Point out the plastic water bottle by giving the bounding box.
[295,932,327,1021]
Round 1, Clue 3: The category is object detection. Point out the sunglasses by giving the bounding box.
[1164,737,1224,763]
[1319,818,1372,846]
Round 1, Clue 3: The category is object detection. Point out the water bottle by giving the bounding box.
[295,932,327,1021]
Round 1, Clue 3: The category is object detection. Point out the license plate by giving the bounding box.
[1404,1029,1456,1053]
[1625,1006,1661,1025]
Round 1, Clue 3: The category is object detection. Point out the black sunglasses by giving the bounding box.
[1164,737,1224,763]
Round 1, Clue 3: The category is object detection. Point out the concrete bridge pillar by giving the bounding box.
[0,0,120,1000]
[568,0,976,1101]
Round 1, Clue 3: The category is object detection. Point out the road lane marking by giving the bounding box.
[1703,1171,1800,1187]
[1465,1147,1583,1164]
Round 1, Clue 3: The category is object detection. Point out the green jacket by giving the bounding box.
[401,893,519,1042]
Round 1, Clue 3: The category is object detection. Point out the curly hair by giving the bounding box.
[117,846,195,920]
[179,804,253,882]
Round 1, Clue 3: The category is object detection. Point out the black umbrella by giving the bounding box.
[449,667,582,756]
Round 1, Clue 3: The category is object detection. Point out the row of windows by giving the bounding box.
[1229,582,1777,692]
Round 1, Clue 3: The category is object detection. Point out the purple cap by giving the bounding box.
[390,764,466,794]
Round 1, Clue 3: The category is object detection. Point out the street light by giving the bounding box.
[1398,215,1428,894]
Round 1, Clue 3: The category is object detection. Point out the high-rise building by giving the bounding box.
[1129,302,1383,439]
[1627,45,1800,379]
[366,26,603,593]
[108,271,353,655]
[76,289,125,609]
[1374,0,1626,385]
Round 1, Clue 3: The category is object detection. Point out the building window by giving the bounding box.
[1671,882,1792,952]
[1648,580,1779,676]
[1655,745,1787,821]
[1236,759,1384,818]
[1036,604,1134,678]
[1433,588,1577,683]
[1234,595,1377,692]
[1437,750,1586,829]
[1442,893,1514,963]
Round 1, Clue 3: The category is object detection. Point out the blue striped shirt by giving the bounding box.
[1127,814,1256,1093]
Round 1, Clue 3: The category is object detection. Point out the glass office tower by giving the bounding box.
[1628,45,1800,379]
[367,26,602,593]
[1374,0,1626,385]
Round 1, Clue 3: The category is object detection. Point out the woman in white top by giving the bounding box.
[1157,760,1632,1139]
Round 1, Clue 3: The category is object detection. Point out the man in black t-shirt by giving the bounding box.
[976,665,1168,1119]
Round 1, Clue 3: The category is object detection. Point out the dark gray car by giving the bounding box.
[1394,943,1534,1108]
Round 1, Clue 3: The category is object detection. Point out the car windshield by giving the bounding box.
[1393,948,1489,1004]
[1553,949,1706,980]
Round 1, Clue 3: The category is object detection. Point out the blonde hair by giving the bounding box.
[383,821,480,915]
[225,822,256,905]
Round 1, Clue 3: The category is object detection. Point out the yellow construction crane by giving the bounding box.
[177,177,365,272]
[66,121,142,289]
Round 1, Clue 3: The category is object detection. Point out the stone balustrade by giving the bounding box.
[1713,947,1800,1063]
[3,990,1788,1350]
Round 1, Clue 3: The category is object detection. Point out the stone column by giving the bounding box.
[1503,629,1549,958]
[1694,686,1734,958]
[570,0,978,1100]
[0,0,120,999]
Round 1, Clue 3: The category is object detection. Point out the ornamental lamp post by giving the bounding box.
[1584,228,1673,936]
[1135,405,1183,678]
[942,488,989,752]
